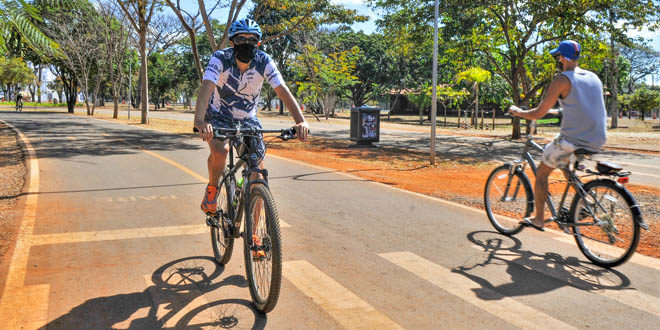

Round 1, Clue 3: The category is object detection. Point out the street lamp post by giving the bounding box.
[430,0,439,165]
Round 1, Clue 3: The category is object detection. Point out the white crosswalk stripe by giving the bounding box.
[470,244,660,317]
[379,251,577,330]
[283,260,403,329]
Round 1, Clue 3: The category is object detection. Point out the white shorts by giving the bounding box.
[542,135,577,169]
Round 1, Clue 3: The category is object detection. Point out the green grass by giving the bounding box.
[0,101,71,107]
[536,118,559,125]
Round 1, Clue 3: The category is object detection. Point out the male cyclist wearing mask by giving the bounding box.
[509,40,607,231]
[194,18,310,215]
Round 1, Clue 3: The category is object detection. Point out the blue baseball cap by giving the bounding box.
[549,40,581,60]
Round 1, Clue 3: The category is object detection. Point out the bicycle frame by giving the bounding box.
[219,137,269,244]
[511,125,604,228]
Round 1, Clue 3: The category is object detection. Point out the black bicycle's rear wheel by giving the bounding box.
[211,174,236,265]
[243,183,282,313]
[570,179,640,268]
[484,164,533,235]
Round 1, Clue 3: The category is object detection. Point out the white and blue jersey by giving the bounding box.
[202,47,284,121]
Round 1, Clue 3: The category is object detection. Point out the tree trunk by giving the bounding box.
[140,29,149,124]
[279,99,284,115]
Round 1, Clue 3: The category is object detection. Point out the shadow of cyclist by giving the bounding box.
[451,231,632,301]
[42,256,265,329]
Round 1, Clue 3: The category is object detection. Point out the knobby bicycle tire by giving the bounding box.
[243,183,282,313]
[484,164,534,235]
[211,173,236,265]
[570,179,641,268]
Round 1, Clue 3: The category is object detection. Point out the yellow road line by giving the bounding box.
[0,120,48,328]
[283,260,403,329]
[470,245,660,317]
[379,251,577,330]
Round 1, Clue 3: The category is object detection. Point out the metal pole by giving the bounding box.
[128,59,132,120]
[430,0,439,165]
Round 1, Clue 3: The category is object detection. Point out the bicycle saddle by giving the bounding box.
[596,161,623,174]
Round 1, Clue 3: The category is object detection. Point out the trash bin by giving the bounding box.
[350,106,380,145]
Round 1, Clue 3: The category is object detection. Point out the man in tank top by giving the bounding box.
[509,40,607,231]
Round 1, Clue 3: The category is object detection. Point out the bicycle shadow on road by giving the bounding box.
[42,256,266,329]
[452,231,633,301]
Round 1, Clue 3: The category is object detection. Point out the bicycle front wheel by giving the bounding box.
[211,174,236,265]
[484,164,533,235]
[570,179,641,268]
[243,183,282,313]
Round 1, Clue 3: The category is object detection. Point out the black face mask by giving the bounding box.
[234,43,257,63]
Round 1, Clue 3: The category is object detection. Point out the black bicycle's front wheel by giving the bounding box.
[243,183,282,313]
[211,174,236,265]
[484,164,533,235]
[570,179,641,268]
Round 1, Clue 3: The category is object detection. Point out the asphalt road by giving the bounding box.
[0,111,659,329]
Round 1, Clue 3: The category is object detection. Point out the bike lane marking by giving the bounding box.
[283,260,403,329]
[379,251,577,330]
[470,245,660,317]
[0,120,50,329]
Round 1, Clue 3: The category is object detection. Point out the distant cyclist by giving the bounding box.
[193,18,310,213]
[15,88,23,111]
[509,40,606,231]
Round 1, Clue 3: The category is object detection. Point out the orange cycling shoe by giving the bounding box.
[252,234,266,260]
[200,184,219,214]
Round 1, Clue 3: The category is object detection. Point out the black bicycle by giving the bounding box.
[483,110,647,267]
[15,98,23,112]
[194,124,300,313]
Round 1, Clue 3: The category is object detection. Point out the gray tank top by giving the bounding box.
[558,67,607,152]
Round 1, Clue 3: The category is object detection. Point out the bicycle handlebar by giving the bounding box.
[193,126,307,141]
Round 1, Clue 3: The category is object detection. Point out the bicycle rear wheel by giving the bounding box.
[484,164,533,235]
[570,180,640,268]
[211,174,236,265]
[243,183,282,313]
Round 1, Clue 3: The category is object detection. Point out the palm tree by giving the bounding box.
[0,0,74,56]
[456,67,491,129]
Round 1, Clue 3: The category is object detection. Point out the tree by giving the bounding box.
[117,0,161,124]
[99,0,131,119]
[292,41,359,119]
[627,88,660,120]
[164,0,223,82]
[456,67,491,129]
[588,0,660,128]
[148,51,178,110]
[335,31,391,107]
[0,0,70,56]
[43,2,105,115]
[0,56,34,100]
[620,44,660,93]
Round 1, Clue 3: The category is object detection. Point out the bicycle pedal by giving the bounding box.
[205,215,219,228]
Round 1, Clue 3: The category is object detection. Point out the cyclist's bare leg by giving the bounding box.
[532,162,555,228]
[207,139,229,186]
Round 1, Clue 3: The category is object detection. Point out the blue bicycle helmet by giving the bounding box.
[228,18,262,40]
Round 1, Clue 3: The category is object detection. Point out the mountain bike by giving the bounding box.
[483,110,647,267]
[15,99,23,112]
[194,124,300,313]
